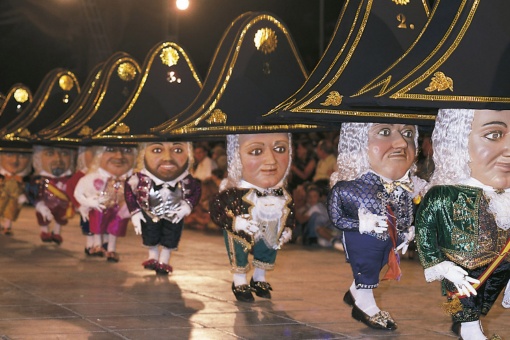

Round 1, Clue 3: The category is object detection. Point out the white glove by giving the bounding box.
[358,207,388,234]
[502,281,510,308]
[78,205,90,221]
[436,261,480,297]
[171,202,192,224]
[17,194,28,205]
[35,201,53,221]
[234,215,259,235]
[81,196,105,210]
[396,225,415,254]
[274,227,292,250]
[131,211,146,235]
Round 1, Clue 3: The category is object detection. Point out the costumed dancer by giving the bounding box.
[0,151,32,235]
[74,145,136,262]
[125,141,201,275]
[65,146,96,255]
[28,146,76,244]
[328,123,424,330]
[210,133,294,302]
[415,109,510,340]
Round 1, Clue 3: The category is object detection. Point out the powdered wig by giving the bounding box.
[222,133,292,191]
[330,122,419,185]
[133,141,194,172]
[32,145,76,175]
[88,145,139,172]
[428,108,474,187]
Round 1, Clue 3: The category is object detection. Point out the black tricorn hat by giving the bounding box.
[40,52,141,146]
[152,12,318,139]
[0,84,32,131]
[3,69,80,141]
[88,41,203,143]
[351,0,510,111]
[262,0,434,126]
[35,62,104,140]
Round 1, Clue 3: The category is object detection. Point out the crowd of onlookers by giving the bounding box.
[184,130,434,253]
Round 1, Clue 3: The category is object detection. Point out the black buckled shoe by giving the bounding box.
[343,290,355,307]
[250,278,272,299]
[232,283,254,302]
[352,303,397,330]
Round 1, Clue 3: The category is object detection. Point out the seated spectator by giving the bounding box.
[211,144,227,173]
[288,137,316,193]
[312,139,336,196]
[295,184,343,250]
[191,143,217,181]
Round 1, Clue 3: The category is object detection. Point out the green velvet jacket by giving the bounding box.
[416,185,509,270]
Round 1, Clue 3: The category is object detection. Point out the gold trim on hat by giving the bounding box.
[59,74,74,91]
[320,91,343,106]
[206,108,227,124]
[13,88,29,103]
[254,28,278,54]
[160,46,180,67]
[392,0,410,5]
[425,71,453,92]
[117,62,138,82]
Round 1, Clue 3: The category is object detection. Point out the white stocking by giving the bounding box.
[148,246,159,260]
[159,247,171,264]
[107,235,117,252]
[53,223,61,235]
[252,267,266,282]
[502,281,510,308]
[355,288,380,316]
[460,320,486,340]
[233,273,247,286]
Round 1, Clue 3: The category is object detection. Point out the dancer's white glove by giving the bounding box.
[274,227,292,249]
[81,196,105,210]
[396,225,415,254]
[35,201,53,221]
[234,215,259,235]
[435,261,480,297]
[171,202,191,223]
[78,205,90,221]
[502,281,510,308]
[131,211,146,235]
[358,207,387,234]
[17,194,27,205]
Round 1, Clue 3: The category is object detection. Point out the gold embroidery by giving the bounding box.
[117,62,137,82]
[59,75,74,91]
[320,91,343,106]
[112,122,130,134]
[206,109,227,125]
[425,72,454,92]
[160,46,180,67]
[392,0,410,4]
[78,126,93,137]
[254,28,278,54]
[13,88,29,103]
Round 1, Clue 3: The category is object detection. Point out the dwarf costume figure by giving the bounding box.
[328,123,424,331]
[210,133,295,302]
[65,146,96,255]
[124,141,201,275]
[74,145,136,262]
[416,109,510,340]
[28,145,76,244]
[0,150,32,235]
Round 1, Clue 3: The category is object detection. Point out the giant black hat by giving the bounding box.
[3,69,80,142]
[35,62,104,140]
[0,84,32,132]
[152,12,317,139]
[40,52,141,146]
[88,41,202,143]
[262,0,433,126]
[351,0,510,111]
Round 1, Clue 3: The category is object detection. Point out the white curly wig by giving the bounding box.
[133,141,194,172]
[428,108,474,188]
[222,133,292,191]
[331,122,419,185]
[32,145,76,175]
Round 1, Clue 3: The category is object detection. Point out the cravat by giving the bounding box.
[255,188,284,197]
[383,180,413,194]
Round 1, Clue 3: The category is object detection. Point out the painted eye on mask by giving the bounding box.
[484,131,504,141]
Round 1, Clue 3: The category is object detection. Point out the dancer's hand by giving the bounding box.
[234,215,259,235]
[438,261,480,296]
[274,227,292,249]
[131,211,146,235]
[171,202,192,223]
[358,208,387,234]
[35,201,53,221]
[396,225,415,254]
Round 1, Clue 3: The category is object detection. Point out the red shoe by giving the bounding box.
[51,233,63,245]
[142,259,158,270]
[40,232,53,242]
[155,263,173,275]
[2,228,12,236]
[88,246,105,257]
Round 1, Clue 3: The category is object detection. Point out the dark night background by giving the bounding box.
[0,0,348,94]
